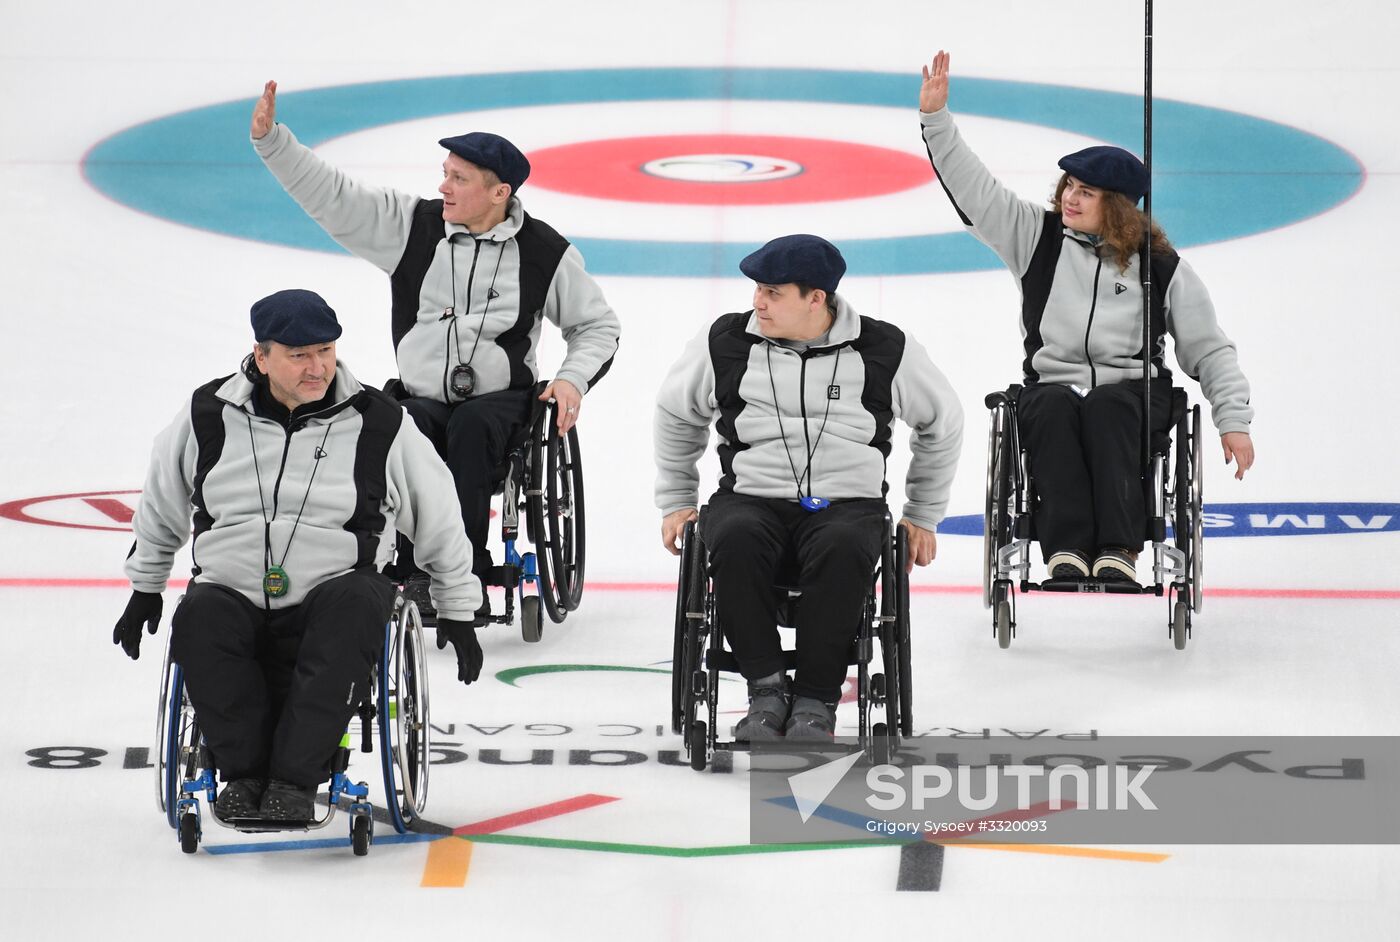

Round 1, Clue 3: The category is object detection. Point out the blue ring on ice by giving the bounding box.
[83,68,1362,277]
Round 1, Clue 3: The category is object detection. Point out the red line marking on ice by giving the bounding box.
[452,793,618,836]
[82,498,136,523]
[0,579,1396,601]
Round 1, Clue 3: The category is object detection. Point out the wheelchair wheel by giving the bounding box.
[351,814,372,857]
[671,521,698,735]
[380,598,430,833]
[679,528,710,746]
[893,525,913,739]
[528,401,586,624]
[156,636,200,830]
[520,594,544,643]
[871,722,893,766]
[1174,405,1205,614]
[179,811,199,854]
[688,720,708,772]
[1171,597,1190,650]
[983,402,1014,609]
[995,594,1013,650]
[1189,406,1204,613]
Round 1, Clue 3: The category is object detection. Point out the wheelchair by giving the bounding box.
[386,379,586,643]
[482,389,585,642]
[671,509,912,769]
[153,592,431,856]
[982,384,1204,651]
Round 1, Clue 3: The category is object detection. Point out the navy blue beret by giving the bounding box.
[739,234,847,295]
[1058,146,1150,204]
[250,289,342,347]
[438,132,531,192]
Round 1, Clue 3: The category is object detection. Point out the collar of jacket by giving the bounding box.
[1062,226,1106,253]
[215,359,366,420]
[744,292,862,348]
[442,194,527,243]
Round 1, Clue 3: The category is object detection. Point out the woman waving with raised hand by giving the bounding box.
[919,50,1254,583]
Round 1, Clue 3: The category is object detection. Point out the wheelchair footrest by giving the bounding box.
[1029,578,1153,595]
[217,813,316,832]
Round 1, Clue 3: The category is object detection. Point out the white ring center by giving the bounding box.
[640,154,804,183]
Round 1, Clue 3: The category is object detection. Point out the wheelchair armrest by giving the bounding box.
[984,384,1022,411]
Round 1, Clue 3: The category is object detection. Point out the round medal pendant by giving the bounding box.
[263,566,290,598]
[800,496,831,513]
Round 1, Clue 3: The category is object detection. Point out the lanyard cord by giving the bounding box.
[246,415,334,574]
[446,238,507,372]
[765,344,841,499]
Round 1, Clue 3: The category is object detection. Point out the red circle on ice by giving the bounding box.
[525,134,933,205]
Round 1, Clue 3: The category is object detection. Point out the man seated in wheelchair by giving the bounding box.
[249,83,620,625]
[654,235,963,741]
[113,290,482,822]
[918,50,1255,583]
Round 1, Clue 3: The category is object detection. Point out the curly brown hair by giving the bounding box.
[1052,173,1172,273]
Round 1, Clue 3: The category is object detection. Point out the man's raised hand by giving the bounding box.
[920,51,951,114]
[251,80,278,139]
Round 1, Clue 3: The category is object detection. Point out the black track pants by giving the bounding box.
[171,570,396,786]
[1016,379,1172,560]
[401,388,534,578]
[699,492,885,703]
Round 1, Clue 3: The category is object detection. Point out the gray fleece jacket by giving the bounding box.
[253,123,620,403]
[920,107,1252,435]
[654,297,964,531]
[126,362,481,617]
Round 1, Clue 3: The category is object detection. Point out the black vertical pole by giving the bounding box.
[1141,0,1154,493]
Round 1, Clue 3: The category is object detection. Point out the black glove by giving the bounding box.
[436,618,483,685]
[113,590,163,660]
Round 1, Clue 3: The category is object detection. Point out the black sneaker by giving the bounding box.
[1047,550,1091,580]
[784,697,838,741]
[213,778,265,818]
[259,779,317,821]
[403,573,436,626]
[734,674,791,742]
[1092,548,1138,583]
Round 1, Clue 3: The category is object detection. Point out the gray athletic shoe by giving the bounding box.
[784,697,838,741]
[734,674,791,742]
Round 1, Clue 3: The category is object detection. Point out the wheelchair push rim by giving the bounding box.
[380,597,431,832]
[528,399,586,624]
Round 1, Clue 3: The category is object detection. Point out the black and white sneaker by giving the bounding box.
[1047,550,1091,580]
[1092,548,1138,583]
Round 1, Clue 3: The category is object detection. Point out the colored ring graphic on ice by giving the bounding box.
[83,68,1363,277]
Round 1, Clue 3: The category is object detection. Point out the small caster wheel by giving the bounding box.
[688,720,708,772]
[871,722,892,765]
[995,599,1013,649]
[1171,598,1190,651]
[179,812,199,854]
[870,672,886,705]
[352,815,372,857]
[521,595,544,643]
